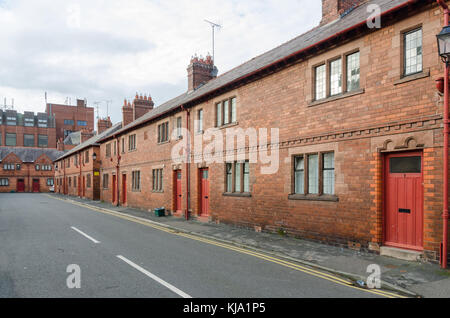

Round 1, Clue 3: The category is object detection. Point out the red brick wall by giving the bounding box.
[0,124,57,148]
[54,146,101,200]
[46,103,94,141]
[65,4,448,261]
[0,154,55,193]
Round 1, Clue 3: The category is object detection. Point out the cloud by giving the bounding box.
[0,0,322,125]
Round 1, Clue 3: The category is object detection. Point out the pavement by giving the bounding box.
[47,193,450,298]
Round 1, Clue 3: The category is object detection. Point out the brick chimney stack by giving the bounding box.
[122,99,134,127]
[97,117,113,135]
[77,99,87,107]
[320,0,367,26]
[133,94,154,121]
[187,54,218,92]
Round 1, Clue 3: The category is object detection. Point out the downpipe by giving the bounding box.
[437,0,449,269]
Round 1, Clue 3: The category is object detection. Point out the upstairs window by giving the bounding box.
[85,150,89,164]
[38,135,48,148]
[404,28,422,76]
[24,118,35,127]
[315,65,326,100]
[314,51,360,101]
[3,164,15,171]
[64,119,74,125]
[216,97,237,127]
[24,134,35,147]
[106,144,111,157]
[6,116,16,126]
[197,109,204,133]
[5,133,16,146]
[38,119,48,128]
[346,52,360,92]
[129,134,136,151]
[329,58,342,96]
[77,120,87,126]
[157,122,169,143]
[176,116,182,139]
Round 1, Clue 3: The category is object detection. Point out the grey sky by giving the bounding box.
[0,0,322,126]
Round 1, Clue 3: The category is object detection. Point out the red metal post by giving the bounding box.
[116,137,121,207]
[437,0,449,269]
[183,105,190,220]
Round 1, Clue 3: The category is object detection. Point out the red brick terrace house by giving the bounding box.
[84,0,449,262]
[0,147,63,193]
[54,118,121,201]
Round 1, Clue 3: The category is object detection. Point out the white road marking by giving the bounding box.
[71,226,101,244]
[117,255,192,298]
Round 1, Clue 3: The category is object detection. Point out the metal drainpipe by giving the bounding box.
[79,152,82,198]
[437,0,449,269]
[182,105,190,220]
[116,136,121,207]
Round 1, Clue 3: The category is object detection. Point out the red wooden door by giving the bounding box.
[122,174,127,205]
[17,179,25,193]
[112,175,117,204]
[174,170,182,212]
[385,152,423,251]
[32,179,40,193]
[200,169,209,216]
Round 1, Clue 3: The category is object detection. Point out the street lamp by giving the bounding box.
[92,152,97,161]
[437,26,450,65]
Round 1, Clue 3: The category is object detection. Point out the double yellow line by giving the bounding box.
[48,195,407,299]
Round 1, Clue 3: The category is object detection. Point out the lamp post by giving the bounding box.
[92,152,97,162]
[437,16,450,268]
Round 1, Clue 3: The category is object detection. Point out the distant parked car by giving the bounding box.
[49,186,55,193]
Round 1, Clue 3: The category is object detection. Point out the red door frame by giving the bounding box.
[17,179,25,193]
[199,168,210,216]
[383,151,424,251]
[82,176,86,197]
[32,179,40,193]
[122,174,127,205]
[174,170,182,212]
[112,175,117,204]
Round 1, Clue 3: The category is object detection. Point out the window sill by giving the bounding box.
[128,149,137,153]
[308,89,365,107]
[223,192,252,198]
[394,69,430,85]
[288,194,339,202]
[152,190,164,194]
[217,122,239,130]
[157,140,170,146]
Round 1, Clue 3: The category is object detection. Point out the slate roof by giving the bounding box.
[0,147,65,163]
[55,122,123,161]
[64,131,82,146]
[101,0,416,142]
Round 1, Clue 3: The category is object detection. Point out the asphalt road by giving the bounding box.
[0,193,390,298]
